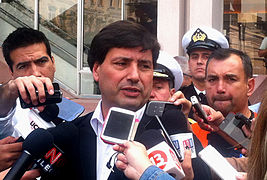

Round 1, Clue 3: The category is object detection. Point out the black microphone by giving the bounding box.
[34,122,79,176]
[137,129,185,179]
[161,108,190,134]
[39,104,63,125]
[4,128,54,180]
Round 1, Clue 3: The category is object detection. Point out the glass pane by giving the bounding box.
[124,0,157,36]
[0,1,35,33]
[39,0,78,92]
[82,0,122,95]
[83,0,122,67]
[224,0,267,75]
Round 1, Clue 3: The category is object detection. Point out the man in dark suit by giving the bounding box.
[50,21,211,180]
[73,20,160,180]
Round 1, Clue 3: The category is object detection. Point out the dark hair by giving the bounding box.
[2,27,52,72]
[88,20,160,71]
[205,48,253,79]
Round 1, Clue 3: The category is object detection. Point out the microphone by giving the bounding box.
[39,104,63,125]
[161,109,197,159]
[137,129,185,180]
[34,122,79,176]
[159,109,213,179]
[4,128,54,180]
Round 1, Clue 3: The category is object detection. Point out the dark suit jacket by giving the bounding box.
[45,110,211,180]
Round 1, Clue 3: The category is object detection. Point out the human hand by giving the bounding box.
[113,141,152,180]
[0,136,22,172]
[12,75,54,106]
[193,105,225,132]
[239,118,256,156]
[181,149,194,180]
[169,91,192,118]
[0,76,54,115]
[21,169,40,180]
[0,168,40,180]
[235,172,247,180]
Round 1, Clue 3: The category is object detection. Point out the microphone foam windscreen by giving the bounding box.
[47,122,78,150]
[161,109,189,135]
[22,128,54,157]
[136,129,165,149]
[39,104,60,122]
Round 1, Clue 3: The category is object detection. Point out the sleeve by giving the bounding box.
[259,37,267,50]
[140,165,175,180]
[0,106,16,139]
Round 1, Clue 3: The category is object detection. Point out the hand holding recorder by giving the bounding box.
[19,82,62,109]
[191,96,224,132]
[0,76,55,116]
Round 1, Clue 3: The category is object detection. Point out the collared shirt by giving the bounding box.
[193,85,206,96]
[90,100,146,180]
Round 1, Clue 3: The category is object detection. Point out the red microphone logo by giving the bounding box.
[148,150,167,169]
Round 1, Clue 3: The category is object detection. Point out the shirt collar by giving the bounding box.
[193,85,206,95]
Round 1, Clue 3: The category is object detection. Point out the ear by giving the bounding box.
[170,88,176,96]
[51,56,56,71]
[92,62,100,82]
[247,78,255,97]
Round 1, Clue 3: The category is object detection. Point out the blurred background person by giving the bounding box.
[246,90,267,180]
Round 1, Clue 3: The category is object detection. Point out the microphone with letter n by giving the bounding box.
[34,122,79,177]
[136,129,185,180]
[4,128,54,180]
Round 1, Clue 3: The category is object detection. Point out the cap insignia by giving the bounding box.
[191,28,207,42]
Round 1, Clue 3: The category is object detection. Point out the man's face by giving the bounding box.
[93,47,154,115]
[10,43,55,80]
[149,78,174,101]
[206,55,254,116]
[188,49,212,81]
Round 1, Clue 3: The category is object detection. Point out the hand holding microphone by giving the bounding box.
[4,128,54,180]
[113,141,153,180]
[113,140,194,180]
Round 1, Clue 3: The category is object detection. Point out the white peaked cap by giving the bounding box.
[155,51,183,91]
[182,26,229,54]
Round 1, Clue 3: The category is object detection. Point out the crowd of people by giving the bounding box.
[0,19,266,180]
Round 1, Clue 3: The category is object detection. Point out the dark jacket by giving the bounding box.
[43,110,211,180]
